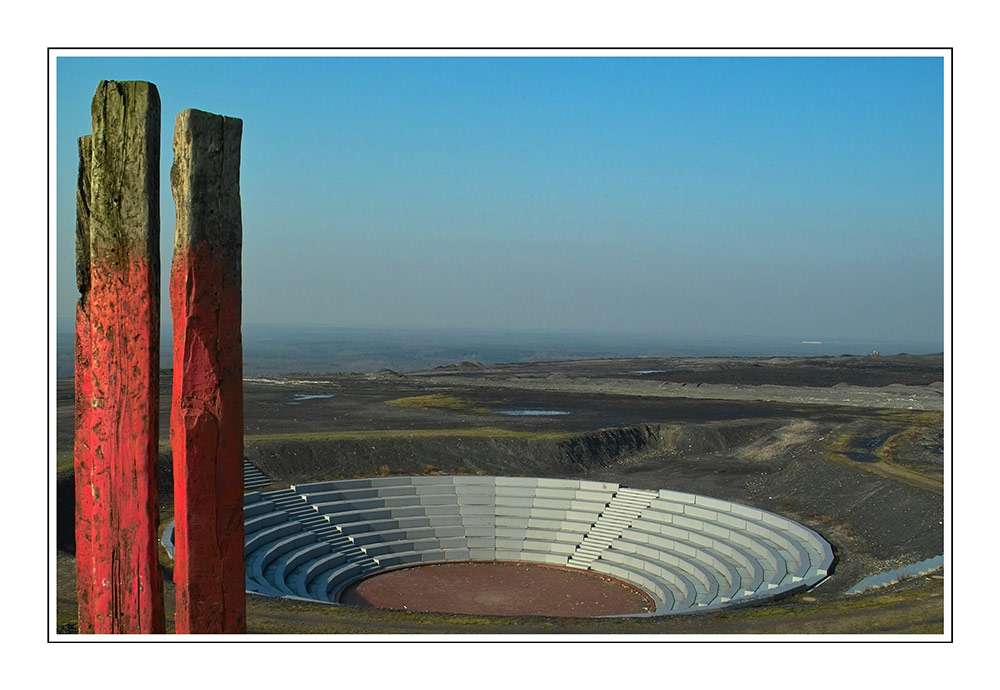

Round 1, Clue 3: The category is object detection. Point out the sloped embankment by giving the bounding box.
[243,421,777,485]
[55,422,775,553]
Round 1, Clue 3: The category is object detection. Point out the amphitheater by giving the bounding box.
[221,465,835,617]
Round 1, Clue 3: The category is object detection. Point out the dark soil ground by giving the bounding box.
[417,353,944,388]
[53,352,946,635]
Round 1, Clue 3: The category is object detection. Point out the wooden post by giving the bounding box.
[75,80,165,633]
[74,134,94,634]
[169,108,246,634]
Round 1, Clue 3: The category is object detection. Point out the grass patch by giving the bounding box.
[239,576,943,635]
[54,552,943,635]
[661,579,945,634]
[876,427,920,463]
[245,427,574,443]
[872,409,944,426]
[822,434,854,464]
[385,394,487,413]
[823,433,943,495]
[386,393,465,409]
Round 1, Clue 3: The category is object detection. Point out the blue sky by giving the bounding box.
[56,55,944,348]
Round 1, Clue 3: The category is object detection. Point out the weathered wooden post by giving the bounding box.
[74,134,95,634]
[74,80,165,633]
[169,108,246,634]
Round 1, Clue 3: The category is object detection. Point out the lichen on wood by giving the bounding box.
[74,80,165,634]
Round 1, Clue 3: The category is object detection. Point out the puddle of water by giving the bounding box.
[497,409,570,416]
[862,435,889,450]
[630,370,665,375]
[848,435,890,462]
[288,393,337,405]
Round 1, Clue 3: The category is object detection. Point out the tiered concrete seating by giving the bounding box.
[243,460,271,489]
[566,487,657,568]
[237,476,834,617]
[586,488,834,613]
[244,516,303,595]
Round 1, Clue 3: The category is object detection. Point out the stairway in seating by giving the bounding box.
[243,460,272,490]
[567,487,658,569]
[261,488,377,570]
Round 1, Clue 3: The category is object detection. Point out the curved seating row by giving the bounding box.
[240,476,834,616]
[588,490,833,614]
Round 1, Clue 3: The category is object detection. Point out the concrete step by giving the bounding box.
[590,526,623,536]
[243,461,272,490]
[608,499,646,507]
[596,515,632,523]
[617,489,657,498]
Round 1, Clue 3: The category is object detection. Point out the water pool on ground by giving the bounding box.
[497,409,570,416]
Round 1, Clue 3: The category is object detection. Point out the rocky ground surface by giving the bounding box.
[54,352,946,634]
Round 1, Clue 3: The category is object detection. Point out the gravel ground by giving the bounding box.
[407,354,944,411]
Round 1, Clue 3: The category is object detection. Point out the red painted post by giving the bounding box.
[169,108,246,634]
[75,80,165,633]
[73,135,94,633]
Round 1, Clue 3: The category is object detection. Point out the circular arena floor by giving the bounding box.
[341,561,655,616]
[236,475,834,618]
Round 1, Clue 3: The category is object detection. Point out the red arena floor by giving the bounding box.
[339,561,655,617]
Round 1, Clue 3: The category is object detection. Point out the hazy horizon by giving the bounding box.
[56,54,945,349]
[54,319,943,379]
[54,315,945,347]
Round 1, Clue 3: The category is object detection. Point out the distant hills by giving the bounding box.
[52,323,943,379]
